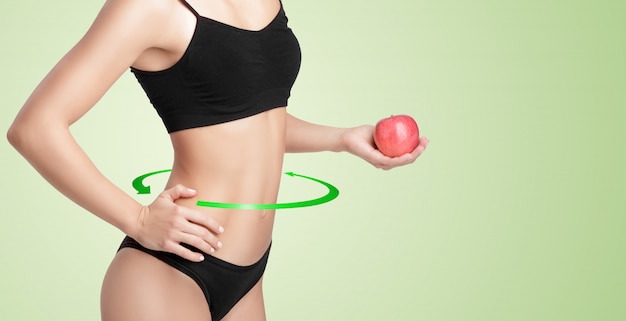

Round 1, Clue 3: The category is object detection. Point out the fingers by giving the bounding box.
[408,136,430,158]
[179,208,224,250]
[138,209,224,262]
[418,136,430,150]
[134,185,225,262]
[171,207,224,258]
[371,136,430,170]
[159,184,197,202]
[162,240,206,263]
[186,209,225,235]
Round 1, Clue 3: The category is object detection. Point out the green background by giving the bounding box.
[1,0,624,320]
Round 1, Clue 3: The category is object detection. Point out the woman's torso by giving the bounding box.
[166,107,286,265]
[131,0,296,265]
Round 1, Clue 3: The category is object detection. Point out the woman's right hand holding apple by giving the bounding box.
[340,125,429,170]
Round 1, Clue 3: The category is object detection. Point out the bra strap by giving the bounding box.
[179,0,200,17]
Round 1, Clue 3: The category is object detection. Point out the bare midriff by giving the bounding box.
[165,107,287,266]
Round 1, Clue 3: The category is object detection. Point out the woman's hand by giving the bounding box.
[130,185,224,262]
[284,114,429,169]
[340,125,429,170]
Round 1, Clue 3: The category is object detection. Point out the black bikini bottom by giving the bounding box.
[118,236,270,321]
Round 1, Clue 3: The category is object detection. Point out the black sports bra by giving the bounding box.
[131,0,301,133]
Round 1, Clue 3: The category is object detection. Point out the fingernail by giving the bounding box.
[199,255,205,261]
[210,247,215,253]
[217,241,222,249]
[219,226,224,233]
[187,188,196,193]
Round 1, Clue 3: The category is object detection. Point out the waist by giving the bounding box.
[165,160,281,265]
[168,170,278,266]
[162,108,286,263]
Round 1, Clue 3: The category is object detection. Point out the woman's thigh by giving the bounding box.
[100,248,212,321]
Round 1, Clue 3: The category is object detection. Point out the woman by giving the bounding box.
[7,0,429,320]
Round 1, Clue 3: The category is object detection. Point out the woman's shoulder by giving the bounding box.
[99,0,180,24]
[85,0,186,51]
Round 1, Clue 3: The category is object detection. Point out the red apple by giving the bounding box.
[374,115,420,157]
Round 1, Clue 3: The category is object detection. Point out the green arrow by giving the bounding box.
[132,170,339,209]
[196,171,339,209]
[132,169,172,194]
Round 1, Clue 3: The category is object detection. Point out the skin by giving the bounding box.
[6,0,429,320]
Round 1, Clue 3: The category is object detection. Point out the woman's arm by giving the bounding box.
[285,113,429,170]
[285,114,346,153]
[7,0,221,262]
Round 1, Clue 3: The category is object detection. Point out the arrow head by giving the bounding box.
[136,186,151,195]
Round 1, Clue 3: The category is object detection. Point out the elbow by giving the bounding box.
[7,119,45,153]
[6,123,24,151]
[8,117,69,155]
